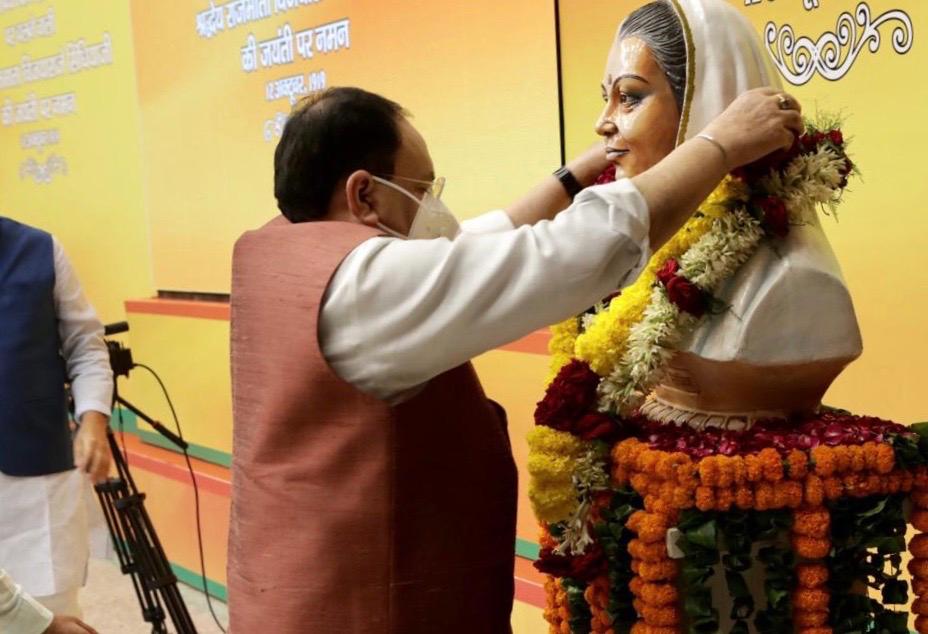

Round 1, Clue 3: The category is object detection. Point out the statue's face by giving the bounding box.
[596,36,681,178]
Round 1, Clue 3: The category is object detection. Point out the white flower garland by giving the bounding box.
[595,145,850,416]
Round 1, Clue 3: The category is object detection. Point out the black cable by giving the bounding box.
[134,363,228,634]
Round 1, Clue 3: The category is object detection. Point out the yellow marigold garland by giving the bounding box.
[527,426,590,523]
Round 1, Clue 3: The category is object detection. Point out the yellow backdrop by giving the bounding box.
[129,0,562,292]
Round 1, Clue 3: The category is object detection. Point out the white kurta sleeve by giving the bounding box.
[52,238,114,420]
[319,178,651,402]
[0,568,54,634]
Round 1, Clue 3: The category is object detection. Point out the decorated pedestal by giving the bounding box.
[527,122,926,633]
[534,414,928,634]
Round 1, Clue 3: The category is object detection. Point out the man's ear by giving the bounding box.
[345,170,380,227]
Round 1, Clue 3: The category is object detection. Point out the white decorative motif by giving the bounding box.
[804,0,820,11]
[765,2,913,86]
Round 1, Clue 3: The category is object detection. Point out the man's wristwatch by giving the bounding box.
[553,166,583,200]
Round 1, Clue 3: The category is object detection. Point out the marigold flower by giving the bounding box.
[792,536,831,559]
[698,456,719,487]
[745,454,764,482]
[779,481,804,508]
[792,588,830,611]
[735,487,755,509]
[804,475,825,506]
[847,445,865,472]
[630,623,678,634]
[638,582,679,606]
[794,611,828,627]
[639,604,682,627]
[638,560,678,582]
[913,511,928,533]
[629,511,669,543]
[715,487,735,511]
[875,442,896,475]
[833,446,852,473]
[914,467,928,490]
[760,448,783,481]
[696,486,716,512]
[786,450,809,480]
[811,446,836,477]
[914,577,928,597]
[793,509,831,538]
[755,482,775,510]
[631,473,651,495]
[861,442,879,470]
[676,462,698,487]
[915,596,928,616]
[912,490,928,510]
[629,539,668,563]
[796,564,829,588]
[672,487,694,509]
[644,496,673,515]
[629,576,645,596]
[908,558,928,580]
[916,615,928,634]
[823,477,844,500]
[717,456,736,488]
[843,473,866,497]
[731,456,746,485]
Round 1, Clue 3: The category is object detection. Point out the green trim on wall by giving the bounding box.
[170,561,228,603]
[110,408,232,468]
[516,537,540,561]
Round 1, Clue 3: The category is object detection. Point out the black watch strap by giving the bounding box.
[553,166,583,200]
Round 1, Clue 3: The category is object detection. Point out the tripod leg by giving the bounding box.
[98,429,198,633]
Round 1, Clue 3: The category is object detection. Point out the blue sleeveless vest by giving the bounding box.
[0,217,72,476]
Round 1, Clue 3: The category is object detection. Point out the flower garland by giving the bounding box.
[530,118,855,541]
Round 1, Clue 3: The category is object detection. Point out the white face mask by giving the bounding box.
[371,176,460,240]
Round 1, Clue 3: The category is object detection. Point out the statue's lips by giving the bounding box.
[606,147,629,161]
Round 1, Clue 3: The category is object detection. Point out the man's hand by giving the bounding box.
[73,411,111,483]
[43,615,99,634]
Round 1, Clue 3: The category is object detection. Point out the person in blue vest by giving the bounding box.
[0,217,113,620]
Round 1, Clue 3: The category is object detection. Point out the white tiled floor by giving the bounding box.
[81,558,228,634]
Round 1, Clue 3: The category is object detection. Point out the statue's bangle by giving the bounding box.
[695,133,729,169]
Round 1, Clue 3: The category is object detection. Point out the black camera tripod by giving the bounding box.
[94,321,198,634]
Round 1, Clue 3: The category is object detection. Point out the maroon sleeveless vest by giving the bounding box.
[228,217,517,633]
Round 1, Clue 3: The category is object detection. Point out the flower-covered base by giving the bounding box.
[535,412,928,634]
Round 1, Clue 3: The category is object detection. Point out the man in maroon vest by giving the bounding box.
[228,86,801,632]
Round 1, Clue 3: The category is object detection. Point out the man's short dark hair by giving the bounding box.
[274,87,406,222]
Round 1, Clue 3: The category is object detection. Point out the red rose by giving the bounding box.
[828,130,844,146]
[534,360,600,431]
[533,548,573,578]
[573,413,621,442]
[568,543,608,582]
[665,276,707,317]
[594,164,617,185]
[757,195,790,238]
[656,258,680,287]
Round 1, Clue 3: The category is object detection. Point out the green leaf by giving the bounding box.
[874,610,910,634]
[686,519,719,550]
[881,579,908,605]
[910,421,928,440]
[722,552,753,573]
[725,571,751,602]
